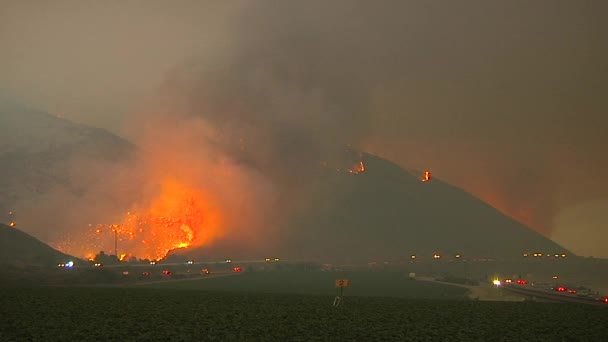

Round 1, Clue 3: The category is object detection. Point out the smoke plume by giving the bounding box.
[1,0,607,257]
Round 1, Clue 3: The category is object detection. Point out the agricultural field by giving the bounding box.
[141,270,470,299]
[0,287,606,341]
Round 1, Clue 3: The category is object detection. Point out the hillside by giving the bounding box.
[0,223,77,266]
[0,105,136,214]
[0,104,138,243]
[291,152,567,260]
[0,105,568,263]
[182,151,568,262]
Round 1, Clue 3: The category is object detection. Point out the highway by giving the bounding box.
[502,284,608,307]
[99,259,278,268]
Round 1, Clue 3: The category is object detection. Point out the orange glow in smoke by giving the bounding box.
[90,178,224,261]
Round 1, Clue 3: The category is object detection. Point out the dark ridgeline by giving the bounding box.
[187,150,567,263]
[0,223,77,266]
[0,107,567,264]
[0,105,137,218]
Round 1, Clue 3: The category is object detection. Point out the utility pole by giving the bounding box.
[114,229,118,259]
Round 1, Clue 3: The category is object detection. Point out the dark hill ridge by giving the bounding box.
[0,223,124,287]
[0,105,568,263]
[0,105,139,243]
[0,105,136,216]
[0,105,135,161]
[182,151,568,262]
[0,223,78,266]
[281,152,567,261]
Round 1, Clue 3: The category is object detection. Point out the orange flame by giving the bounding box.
[89,178,223,260]
[422,170,431,182]
[348,161,366,174]
[9,222,16,228]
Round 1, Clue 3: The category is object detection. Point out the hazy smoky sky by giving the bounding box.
[1,0,607,257]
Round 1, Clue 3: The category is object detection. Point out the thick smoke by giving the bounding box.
[126,112,280,257]
[1,0,607,257]
[101,0,608,257]
[144,0,608,239]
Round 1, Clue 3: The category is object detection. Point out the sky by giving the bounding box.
[1,0,607,257]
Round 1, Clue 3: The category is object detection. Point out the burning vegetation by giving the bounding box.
[6,211,16,227]
[321,159,367,175]
[422,171,431,182]
[348,161,366,174]
[76,179,223,261]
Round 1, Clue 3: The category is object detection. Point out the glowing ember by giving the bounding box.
[348,161,366,174]
[9,222,16,227]
[422,170,431,182]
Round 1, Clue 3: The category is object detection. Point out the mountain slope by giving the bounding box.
[183,151,567,262]
[0,105,138,242]
[0,105,136,209]
[283,152,567,261]
[0,104,568,263]
[0,223,77,266]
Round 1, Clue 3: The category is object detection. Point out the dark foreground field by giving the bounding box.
[141,271,469,299]
[1,287,606,342]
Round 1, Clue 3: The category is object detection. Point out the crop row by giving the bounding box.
[0,288,605,341]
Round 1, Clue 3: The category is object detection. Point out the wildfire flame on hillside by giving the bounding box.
[7,211,16,227]
[348,161,366,174]
[321,160,367,174]
[78,178,223,261]
[422,170,431,182]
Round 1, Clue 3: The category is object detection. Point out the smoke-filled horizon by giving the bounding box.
[1,0,607,258]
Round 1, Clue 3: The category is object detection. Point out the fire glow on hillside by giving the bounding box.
[77,179,223,261]
[422,170,431,182]
[349,161,366,174]
[321,160,367,174]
